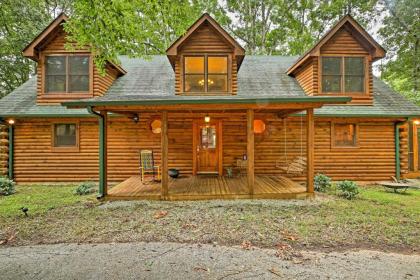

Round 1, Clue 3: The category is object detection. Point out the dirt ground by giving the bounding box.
[0,242,419,280]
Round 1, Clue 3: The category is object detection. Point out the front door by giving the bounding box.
[195,121,219,174]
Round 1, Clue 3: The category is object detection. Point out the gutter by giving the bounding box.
[87,106,106,199]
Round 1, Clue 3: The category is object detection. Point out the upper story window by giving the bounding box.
[321,57,365,93]
[184,55,228,93]
[45,55,90,93]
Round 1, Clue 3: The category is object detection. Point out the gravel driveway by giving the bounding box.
[0,242,419,280]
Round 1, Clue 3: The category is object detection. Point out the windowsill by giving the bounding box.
[51,146,80,153]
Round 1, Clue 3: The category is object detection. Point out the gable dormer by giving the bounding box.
[287,15,386,105]
[166,13,245,95]
[23,13,125,105]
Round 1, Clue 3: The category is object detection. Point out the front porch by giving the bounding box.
[107,175,308,200]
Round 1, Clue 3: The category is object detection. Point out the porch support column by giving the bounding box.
[161,110,169,199]
[306,108,314,193]
[247,109,254,196]
[99,111,108,197]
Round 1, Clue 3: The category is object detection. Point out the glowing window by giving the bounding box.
[150,119,162,134]
[254,120,266,134]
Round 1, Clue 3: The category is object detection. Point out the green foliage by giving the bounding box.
[379,0,420,102]
[314,173,332,192]
[74,181,96,195]
[0,177,15,196]
[0,0,72,98]
[337,180,359,200]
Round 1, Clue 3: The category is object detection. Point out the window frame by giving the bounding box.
[320,55,368,95]
[41,52,93,98]
[51,121,80,152]
[182,53,230,94]
[331,122,359,149]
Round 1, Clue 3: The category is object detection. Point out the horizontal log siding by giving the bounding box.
[36,27,118,103]
[294,58,318,95]
[314,120,396,181]
[12,116,397,184]
[0,124,8,175]
[176,21,237,94]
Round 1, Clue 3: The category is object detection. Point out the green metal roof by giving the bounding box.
[1,55,420,118]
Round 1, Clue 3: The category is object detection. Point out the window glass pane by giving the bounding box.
[185,75,205,92]
[46,56,66,74]
[69,75,89,92]
[334,124,356,147]
[185,57,204,73]
[208,74,227,92]
[54,124,77,147]
[322,75,341,92]
[46,75,66,92]
[345,57,364,75]
[69,56,89,75]
[208,56,227,74]
[345,76,364,92]
[322,57,341,75]
[201,126,216,149]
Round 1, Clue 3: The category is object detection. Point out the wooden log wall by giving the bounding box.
[11,115,398,184]
[175,21,237,94]
[294,58,318,95]
[36,26,118,104]
[0,124,8,176]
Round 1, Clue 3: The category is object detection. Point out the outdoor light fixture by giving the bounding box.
[414,120,420,125]
[132,114,139,123]
[204,115,210,123]
[7,119,15,125]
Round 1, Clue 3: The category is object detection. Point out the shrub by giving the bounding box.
[337,180,359,200]
[0,177,15,196]
[314,173,331,192]
[74,181,96,195]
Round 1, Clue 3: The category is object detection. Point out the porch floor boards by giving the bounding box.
[107,175,308,200]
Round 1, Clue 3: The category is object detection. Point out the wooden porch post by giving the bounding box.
[161,110,169,199]
[99,111,108,197]
[247,109,254,196]
[306,108,314,193]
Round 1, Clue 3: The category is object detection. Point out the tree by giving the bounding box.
[0,0,71,98]
[379,0,420,102]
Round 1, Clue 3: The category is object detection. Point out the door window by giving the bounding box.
[201,126,216,149]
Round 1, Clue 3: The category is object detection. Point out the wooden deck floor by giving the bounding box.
[107,175,308,200]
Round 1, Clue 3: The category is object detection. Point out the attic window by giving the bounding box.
[184,55,228,93]
[45,55,90,93]
[321,57,365,93]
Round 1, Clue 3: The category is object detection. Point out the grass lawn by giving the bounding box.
[1,184,419,253]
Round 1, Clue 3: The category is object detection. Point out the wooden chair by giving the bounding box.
[140,150,161,182]
[278,156,306,175]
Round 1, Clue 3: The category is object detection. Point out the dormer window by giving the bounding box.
[321,56,365,93]
[45,55,90,93]
[184,55,228,93]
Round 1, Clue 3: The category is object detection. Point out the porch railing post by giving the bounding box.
[99,111,108,197]
[247,109,254,196]
[161,110,169,199]
[306,108,314,193]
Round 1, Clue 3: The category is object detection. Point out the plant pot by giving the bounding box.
[169,168,179,178]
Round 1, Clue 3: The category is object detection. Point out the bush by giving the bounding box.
[74,181,96,195]
[0,177,15,196]
[337,180,359,200]
[314,173,331,192]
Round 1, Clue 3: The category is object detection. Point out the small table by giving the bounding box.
[236,159,247,176]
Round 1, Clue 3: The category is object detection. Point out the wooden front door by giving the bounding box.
[193,120,222,174]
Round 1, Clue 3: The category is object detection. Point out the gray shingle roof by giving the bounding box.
[1,55,420,118]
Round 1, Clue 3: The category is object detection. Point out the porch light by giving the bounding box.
[7,119,15,125]
[204,115,210,123]
[414,120,420,125]
[132,114,139,123]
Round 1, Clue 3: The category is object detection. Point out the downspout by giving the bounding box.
[87,106,105,199]
[395,119,408,181]
[8,124,14,180]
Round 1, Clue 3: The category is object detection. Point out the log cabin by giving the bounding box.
[1,13,420,200]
